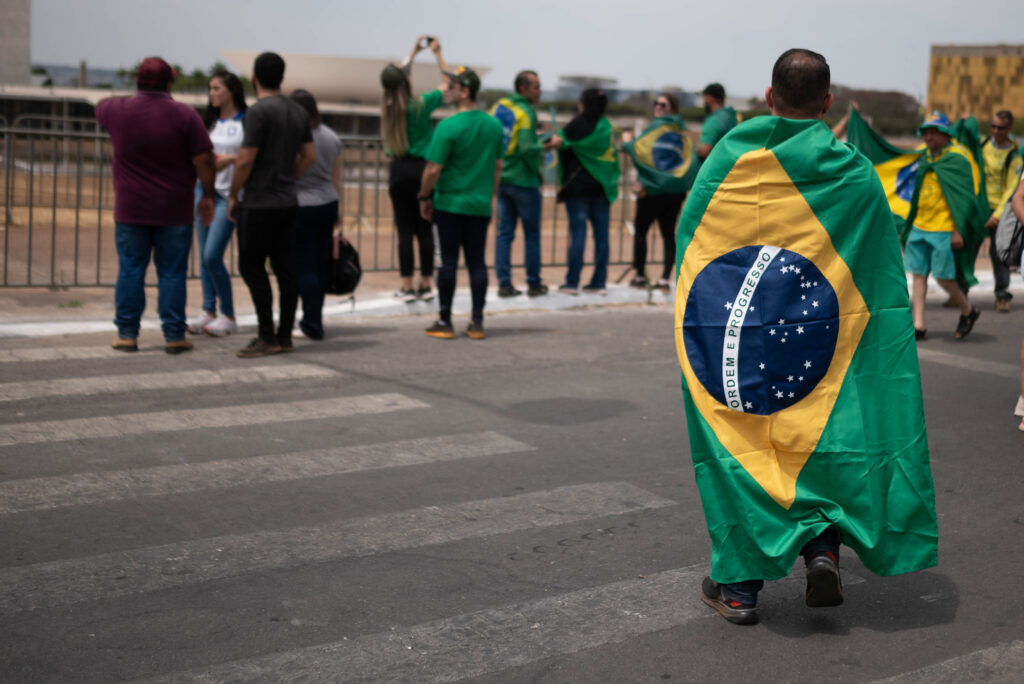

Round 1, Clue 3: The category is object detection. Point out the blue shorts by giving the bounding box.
[904,227,956,280]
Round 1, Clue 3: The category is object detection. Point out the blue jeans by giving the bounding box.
[720,527,841,605]
[194,186,235,317]
[192,185,234,317]
[564,197,609,289]
[495,184,542,288]
[114,222,191,342]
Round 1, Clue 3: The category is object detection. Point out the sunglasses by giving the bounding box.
[992,123,1009,131]
[653,100,669,108]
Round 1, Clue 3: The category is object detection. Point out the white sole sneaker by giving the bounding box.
[1015,395,1024,417]
[186,312,216,334]
[204,315,238,336]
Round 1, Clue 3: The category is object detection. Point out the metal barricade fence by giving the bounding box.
[1,127,672,288]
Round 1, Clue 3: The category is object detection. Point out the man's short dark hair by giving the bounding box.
[514,70,538,94]
[771,48,830,116]
[253,52,286,90]
[996,109,1015,126]
[702,83,725,103]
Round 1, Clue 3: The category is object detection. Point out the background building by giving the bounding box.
[927,44,1024,119]
[0,0,32,86]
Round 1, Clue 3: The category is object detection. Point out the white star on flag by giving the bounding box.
[787,375,794,381]
[769,329,776,336]
[745,401,753,409]
[788,392,795,398]
[725,301,732,309]
[812,301,819,308]
[776,391,784,399]
[759,363,765,370]
[796,326,804,334]
[804,360,812,369]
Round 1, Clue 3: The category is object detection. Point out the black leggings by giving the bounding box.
[238,206,298,344]
[632,192,685,280]
[388,156,435,278]
[434,209,489,325]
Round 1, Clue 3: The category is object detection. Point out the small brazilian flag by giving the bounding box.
[622,115,699,195]
[558,117,621,203]
[675,116,938,584]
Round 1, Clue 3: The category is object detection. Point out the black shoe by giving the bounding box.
[498,285,522,298]
[417,285,435,302]
[236,337,283,358]
[954,306,980,340]
[914,328,928,341]
[527,284,549,297]
[805,553,844,607]
[424,320,456,339]
[299,321,324,341]
[700,576,759,625]
[395,288,418,302]
[465,322,486,340]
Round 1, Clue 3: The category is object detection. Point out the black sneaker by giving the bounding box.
[954,306,980,340]
[236,337,283,358]
[914,328,928,341]
[700,576,759,625]
[527,284,549,297]
[498,285,522,298]
[805,553,844,607]
[465,322,486,340]
[395,288,418,302]
[424,320,455,339]
[417,285,435,302]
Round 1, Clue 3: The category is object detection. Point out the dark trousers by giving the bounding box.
[294,201,338,339]
[238,206,298,345]
[434,209,489,325]
[957,227,1012,298]
[632,192,685,280]
[720,527,841,605]
[388,156,435,278]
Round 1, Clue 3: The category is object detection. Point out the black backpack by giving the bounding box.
[326,235,362,296]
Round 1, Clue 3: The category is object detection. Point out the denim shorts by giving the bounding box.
[904,226,956,280]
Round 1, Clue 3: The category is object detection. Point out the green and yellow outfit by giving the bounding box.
[980,137,1022,300]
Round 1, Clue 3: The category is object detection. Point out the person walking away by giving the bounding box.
[676,48,938,625]
[381,35,449,302]
[622,93,695,291]
[1010,170,1024,429]
[491,70,548,298]
[696,82,738,160]
[904,112,983,341]
[290,89,342,341]
[418,67,504,340]
[95,56,215,355]
[229,52,316,358]
[546,89,620,295]
[980,110,1021,312]
[186,70,247,337]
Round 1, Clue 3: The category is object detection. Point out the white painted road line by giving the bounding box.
[0,393,428,448]
[871,640,1024,683]
[0,432,532,515]
[0,482,676,613]
[0,346,126,363]
[916,347,1018,377]
[0,363,338,403]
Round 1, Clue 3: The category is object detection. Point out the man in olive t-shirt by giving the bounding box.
[418,68,504,340]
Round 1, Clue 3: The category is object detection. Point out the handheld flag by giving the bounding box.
[675,116,937,584]
[622,115,699,195]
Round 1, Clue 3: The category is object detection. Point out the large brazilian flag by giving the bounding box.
[558,117,621,203]
[674,116,938,583]
[622,115,699,195]
[847,109,988,285]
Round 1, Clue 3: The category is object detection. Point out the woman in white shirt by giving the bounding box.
[186,70,247,336]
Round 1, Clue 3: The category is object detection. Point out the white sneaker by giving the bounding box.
[1015,395,1024,417]
[186,312,216,334]
[204,315,237,336]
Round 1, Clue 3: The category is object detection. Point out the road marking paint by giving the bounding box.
[916,348,1017,378]
[0,393,427,447]
[0,432,532,514]
[0,481,675,613]
[0,364,337,402]
[871,640,1024,683]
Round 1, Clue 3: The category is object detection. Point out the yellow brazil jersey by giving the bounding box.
[981,139,1022,214]
[915,141,980,232]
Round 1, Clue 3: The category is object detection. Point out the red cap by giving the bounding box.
[137,57,176,88]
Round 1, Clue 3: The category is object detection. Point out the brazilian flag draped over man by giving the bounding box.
[847,109,988,286]
[675,115,938,583]
[622,115,699,194]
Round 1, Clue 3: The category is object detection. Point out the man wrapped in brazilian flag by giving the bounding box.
[675,49,937,625]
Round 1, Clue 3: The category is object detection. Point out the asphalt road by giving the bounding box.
[0,299,1022,683]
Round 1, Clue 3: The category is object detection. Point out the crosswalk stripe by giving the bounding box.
[0,482,675,614]
[141,564,866,684]
[0,363,338,403]
[916,348,1017,377]
[0,346,125,363]
[871,640,1024,683]
[0,431,532,515]
[0,393,427,448]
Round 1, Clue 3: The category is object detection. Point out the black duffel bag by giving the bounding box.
[326,234,362,296]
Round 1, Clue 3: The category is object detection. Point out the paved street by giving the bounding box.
[1,290,1023,682]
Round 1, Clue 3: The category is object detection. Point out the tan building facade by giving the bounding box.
[927,44,1024,119]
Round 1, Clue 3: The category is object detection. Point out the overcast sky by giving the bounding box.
[31,0,1024,100]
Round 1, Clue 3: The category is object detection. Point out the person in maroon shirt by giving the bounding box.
[95,57,215,354]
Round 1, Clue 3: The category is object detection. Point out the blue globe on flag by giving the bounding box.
[683,245,839,415]
[651,131,685,172]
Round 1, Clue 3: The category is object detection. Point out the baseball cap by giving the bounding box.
[137,57,176,89]
[443,66,480,95]
[918,111,952,136]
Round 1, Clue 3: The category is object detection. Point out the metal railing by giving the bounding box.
[2,126,666,288]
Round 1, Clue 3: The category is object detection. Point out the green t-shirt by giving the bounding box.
[699,106,738,148]
[426,109,505,217]
[490,93,544,189]
[405,89,443,158]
